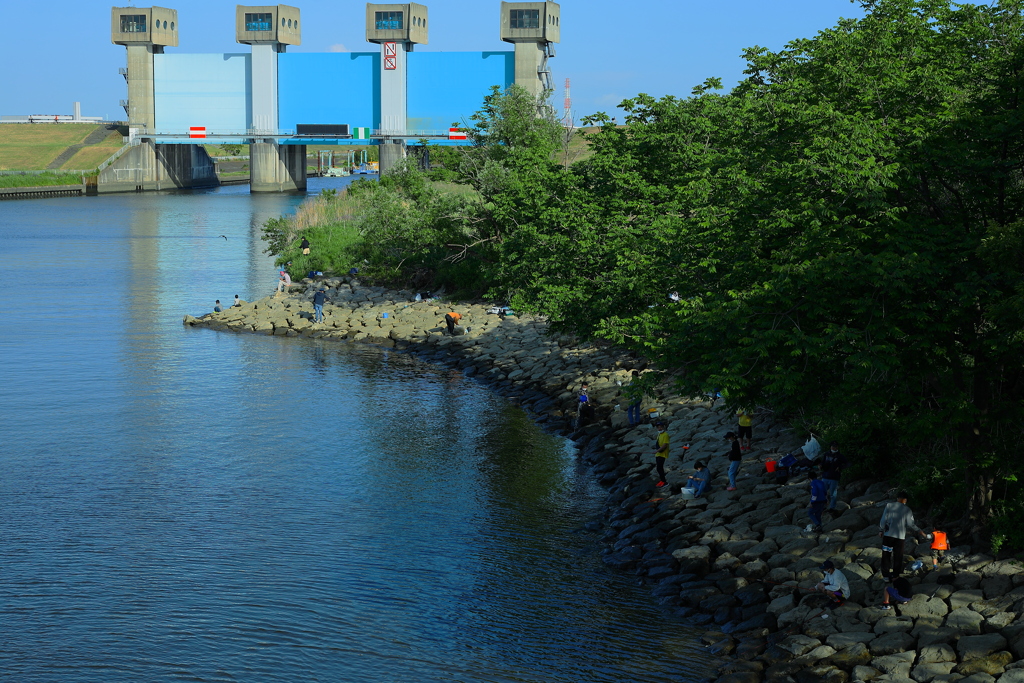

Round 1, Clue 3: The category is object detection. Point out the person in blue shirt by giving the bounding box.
[686,461,710,498]
[808,471,827,532]
[312,288,330,324]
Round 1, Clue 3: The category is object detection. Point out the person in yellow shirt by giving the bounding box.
[654,421,670,488]
[736,408,754,451]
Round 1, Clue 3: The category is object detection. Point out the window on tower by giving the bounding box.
[120,15,147,33]
[510,9,540,29]
[375,11,403,30]
[245,13,273,31]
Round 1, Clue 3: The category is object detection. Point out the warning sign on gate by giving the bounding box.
[189,126,206,139]
[384,56,397,70]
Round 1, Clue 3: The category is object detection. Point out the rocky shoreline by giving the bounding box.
[185,277,1024,683]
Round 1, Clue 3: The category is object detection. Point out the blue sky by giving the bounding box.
[2,0,863,122]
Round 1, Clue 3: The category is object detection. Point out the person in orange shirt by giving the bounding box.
[444,310,462,335]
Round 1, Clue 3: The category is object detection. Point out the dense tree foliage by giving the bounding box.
[496,0,1024,544]
[263,0,1024,545]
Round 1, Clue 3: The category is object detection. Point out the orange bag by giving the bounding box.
[931,530,949,551]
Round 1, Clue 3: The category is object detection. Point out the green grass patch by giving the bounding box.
[0,172,85,188]
[0,123,102,170]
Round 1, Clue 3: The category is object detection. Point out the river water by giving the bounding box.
[0,180,713,683]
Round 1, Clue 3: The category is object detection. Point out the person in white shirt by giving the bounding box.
[815,560,850,606]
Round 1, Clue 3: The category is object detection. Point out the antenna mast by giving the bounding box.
[563,77,572,127]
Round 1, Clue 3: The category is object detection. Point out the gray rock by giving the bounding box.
[852,665,883,681]
[779,634,823,656]
[871,651,917,678]
[946,608,985,635]
[870,631,917,656]
[672,545,711,576]
[949,590,984,611]
[957,633,1007,661]
[918,644,956,663]
[875,617,915,634]
[739,538,779,562]
[828,632,879,649]
[980,575,1012,599]
[900,596,950,620]
[954,652,1012,676]
[910,662,956,682]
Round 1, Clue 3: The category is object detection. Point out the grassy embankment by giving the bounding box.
[0,123,124,187]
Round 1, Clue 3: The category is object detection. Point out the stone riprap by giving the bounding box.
[184,279,1024,683]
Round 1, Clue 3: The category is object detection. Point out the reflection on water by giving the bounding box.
[0,183,714,682]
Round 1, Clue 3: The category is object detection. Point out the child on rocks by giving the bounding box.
[686,462,710,498]
[725,432,741,490]
[815,560,850,607]
[654,421,670,488]
[808,471,827,532]
[881,577,913,610]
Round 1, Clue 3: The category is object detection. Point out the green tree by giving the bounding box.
[501,0,1024,541]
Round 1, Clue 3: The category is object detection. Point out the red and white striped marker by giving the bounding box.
[448,127,467,140]
[189,126,207,139]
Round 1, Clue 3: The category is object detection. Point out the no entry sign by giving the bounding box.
[189,126,206,139]
[448,127,467,140]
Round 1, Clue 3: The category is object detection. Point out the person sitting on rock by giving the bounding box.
[815,560,850,607]
[213,300,222,312]
[686,462,710,498]
[276,269,292,295]
[881,577,912,610]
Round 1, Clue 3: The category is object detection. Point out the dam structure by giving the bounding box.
[104,2,560,193]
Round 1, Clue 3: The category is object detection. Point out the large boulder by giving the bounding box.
[957,633,1007,661]
[672,544,711,576]
[946,607,985,635]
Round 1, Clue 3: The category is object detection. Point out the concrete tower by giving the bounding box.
[237,5,306,192]
[111,6,179,131]
[366,3,428,173]
[500,1,559,100]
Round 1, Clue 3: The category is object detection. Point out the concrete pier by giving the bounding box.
[250,142,307,192]
[98,140,219,193]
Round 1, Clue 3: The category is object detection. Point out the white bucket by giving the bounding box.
[680,487,696,500]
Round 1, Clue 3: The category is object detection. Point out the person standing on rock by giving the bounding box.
[654,421,670,488]
[300,236,310,255]
[626,371,642,426]
[815,560,849,607]
[879,491,927,581]
[808,471,827,532]
[725,432,742,491]
[312,288,330,324]
[819,443,849,512]
[736,408,754,451]
[444,310,462,335]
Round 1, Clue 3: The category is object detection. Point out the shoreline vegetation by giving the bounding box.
[259,0,1024,560]
[186,278,1024,683]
